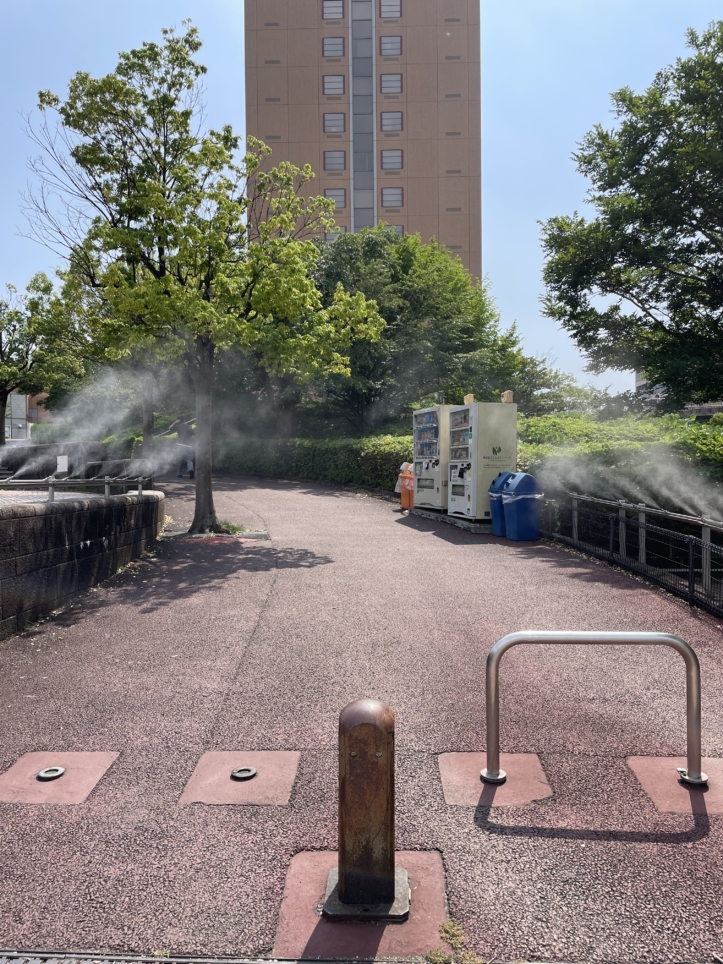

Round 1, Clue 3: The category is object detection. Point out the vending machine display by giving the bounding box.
[412,405,451,510]
[447,402,517,521]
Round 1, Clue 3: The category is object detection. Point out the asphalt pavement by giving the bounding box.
[0,475,721,963]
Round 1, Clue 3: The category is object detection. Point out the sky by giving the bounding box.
[0,1,721,393]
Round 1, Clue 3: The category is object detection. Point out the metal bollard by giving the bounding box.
[481,631,708,787]
[322,698,409,922]
[137,478,143,496]
[104,475,111,498]
[47,480,54,503]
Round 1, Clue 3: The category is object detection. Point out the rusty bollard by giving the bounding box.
[322,698,410,922]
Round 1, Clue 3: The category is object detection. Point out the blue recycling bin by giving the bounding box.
[488,471,515,537]
[501,472,543,541]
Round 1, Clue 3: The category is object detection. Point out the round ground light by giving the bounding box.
[230,766,257,781]
[36,766,66,782]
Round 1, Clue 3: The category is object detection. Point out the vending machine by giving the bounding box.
[412,406,450,510]
[448,402,517,521]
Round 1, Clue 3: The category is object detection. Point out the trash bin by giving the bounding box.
[501,472,543,541]
[397,462,415,510]
[488,471,515,537]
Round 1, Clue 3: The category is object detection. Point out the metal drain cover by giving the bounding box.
[36,766,66,782]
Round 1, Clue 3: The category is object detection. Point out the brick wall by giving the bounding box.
[0,493,165,639]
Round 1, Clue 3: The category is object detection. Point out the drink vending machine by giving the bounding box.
[448,402,517,521]
[412,406,450,510]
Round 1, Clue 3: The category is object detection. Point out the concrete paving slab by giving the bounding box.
[272,851,446,960]
[0,752,118,804]
[627,756,723,813]
[438,752,552,806]
[179,751,301,806]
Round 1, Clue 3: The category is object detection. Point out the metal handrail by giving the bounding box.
[570,491,723,532]
[0,475,152,501]
[481,631,708,787]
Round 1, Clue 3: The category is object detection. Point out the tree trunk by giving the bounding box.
[189,341,224,533]
[141,371,154,461]
[0,393,8,446]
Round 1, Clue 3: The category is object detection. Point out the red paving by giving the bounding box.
[272,850,446,960]
[179,751,301,806]
[438,752,553,807]
[0,475,722,962]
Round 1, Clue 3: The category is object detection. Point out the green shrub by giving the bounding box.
[216,435,413,491]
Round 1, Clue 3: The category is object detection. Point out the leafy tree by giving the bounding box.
[0,274,86,444]
[27,24,382,531]
[312,227,577,428]
[541,22,723,408]
[315,227,544,431]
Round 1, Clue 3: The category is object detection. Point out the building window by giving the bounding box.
[323,0,344,19]
[380,73,403,94]
[326,226,348,241]
[380,111,403,132]
[323,74,346,95]
[380,36,402,56]
[381,149,403,169]
[380,0,401,16]
[382,187,403,207]
[323,37,345,57]
[324,112,346,133]
[393,225,404,236]
[325,188,347,208]
[324,150,346,171]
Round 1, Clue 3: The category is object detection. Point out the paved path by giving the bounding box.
[0,476,722,963]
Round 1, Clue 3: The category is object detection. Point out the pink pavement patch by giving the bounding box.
[272,850,446,960]
[178,750,301,806]
[438,752,552,807]
[0,751,119,804]
[627,756,723,814]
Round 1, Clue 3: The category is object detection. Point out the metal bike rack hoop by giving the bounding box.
[481,631,708,787]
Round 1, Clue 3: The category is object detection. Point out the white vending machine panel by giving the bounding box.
[412,406,450,510]
[448,402,517,520]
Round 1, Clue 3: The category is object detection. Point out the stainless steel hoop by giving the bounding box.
[481,631,708,787]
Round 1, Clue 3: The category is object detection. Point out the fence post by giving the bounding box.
[608,515,615,560]
[104,475,111,498]
[638,509,646,565]
[47,480,55,503]
[571,496,578,543]
[137,478,143,496]
[688,537,695,606]
[702,525,711,597]
[618,506,627,559]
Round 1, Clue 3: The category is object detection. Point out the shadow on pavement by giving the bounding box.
[24,539,334,628]
[474,784,711,844]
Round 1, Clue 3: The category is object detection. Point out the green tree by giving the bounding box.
[315,227,540,431]
[27,24,382,531]
[0,274,86,444]
[312,227,573,428]
[541,22,723,408]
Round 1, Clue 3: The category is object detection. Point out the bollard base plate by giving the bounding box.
[322,867,410,922]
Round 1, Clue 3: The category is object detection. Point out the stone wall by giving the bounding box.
[0,492,165,639]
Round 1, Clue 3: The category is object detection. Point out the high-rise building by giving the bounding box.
[244,0,481,279]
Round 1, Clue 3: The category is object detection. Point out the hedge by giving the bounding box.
[216,435,414,491]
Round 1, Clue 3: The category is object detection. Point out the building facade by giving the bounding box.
[245,0,481,279]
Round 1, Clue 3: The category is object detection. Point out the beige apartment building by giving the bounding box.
[245,0,481,279]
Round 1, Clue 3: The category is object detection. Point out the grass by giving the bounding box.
[217,519,247,534]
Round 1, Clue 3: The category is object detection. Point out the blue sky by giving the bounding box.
[1,1,721,392]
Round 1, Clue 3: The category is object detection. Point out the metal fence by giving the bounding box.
[541,494,723,617]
